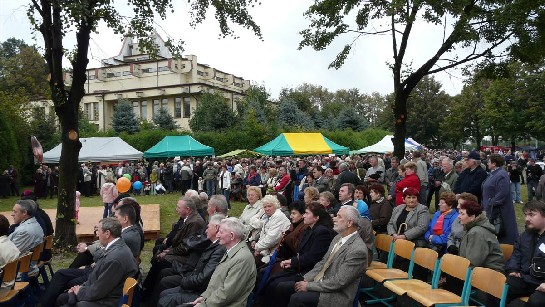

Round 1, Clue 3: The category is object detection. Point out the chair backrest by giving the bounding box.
[17,252,33,274]
[44,235,54,250]
[438,254,470,281]
[1,258,19,285]
[375,234,394,253]
[31,242,45,262]
[470,267,507,299]
[500,244,514,262]
[122,277,138,306]
[413,247,439,271]
[393,239,415,261]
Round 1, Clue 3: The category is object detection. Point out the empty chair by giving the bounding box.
[406,254,472,306]
[366,239,415,283]
[466,267,509,307]
[0,259,20,306]
[38,235,55,286]
[368,234,394,270]
[383,247,439,296]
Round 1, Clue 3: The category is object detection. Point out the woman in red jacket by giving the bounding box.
[395,162,421,206]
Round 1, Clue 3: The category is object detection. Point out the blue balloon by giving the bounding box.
[133,181,142,190]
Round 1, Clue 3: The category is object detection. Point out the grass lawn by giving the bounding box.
[0,184,531,274]
[0,189,247,274]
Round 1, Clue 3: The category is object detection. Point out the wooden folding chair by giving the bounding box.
[0,258,20,306]
[362,239,415,306]
[383,247,439,296]
[466,267,509,307]
[118,277,138,307]
[368,234,394,270]
[500,244,514,262]
[38,235,55,286]
[406,254,472,306]
[27,241,44,278]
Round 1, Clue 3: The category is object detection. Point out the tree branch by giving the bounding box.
[31,0,44,16]
[345,29,390,35]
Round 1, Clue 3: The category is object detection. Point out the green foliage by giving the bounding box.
[406,76,450,148]
[0,38,50,100]
[277,99,314,130]
[111,100,140,134]
[335,107,369,131]
[189,92,236,131]
[29,107,59,151]
[152,107,179,130]
[0,104,21,171]
[78,114,100,137]
[235,85,273,125]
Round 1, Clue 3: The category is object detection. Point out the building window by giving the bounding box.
[140,100,147,120]
[133,101,139,117]
[161,98,168,112]
[93,102,99,121]
[183,97,191,118]
[84,103,92,120]
[174,97,182,118]
[153,99,160,115]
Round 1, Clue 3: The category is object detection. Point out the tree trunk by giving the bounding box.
[511,138,516,153]
[392,91,409,158]
[55,100,81,245]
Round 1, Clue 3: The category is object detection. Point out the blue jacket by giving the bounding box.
[355,200,371,219]
[424,209,459,247]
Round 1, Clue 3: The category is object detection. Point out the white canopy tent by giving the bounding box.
[43,137,143,163]
[351,135,420,154]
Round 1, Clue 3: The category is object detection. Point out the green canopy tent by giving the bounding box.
[143,135,215,158]
[254,133,349,156]
[217,149,262,158]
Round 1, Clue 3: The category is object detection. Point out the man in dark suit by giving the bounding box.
[143,197,206,296]
[113,202,143,257]
[155,214,227,307]
[278,205,368,307]
[55,217,138,306]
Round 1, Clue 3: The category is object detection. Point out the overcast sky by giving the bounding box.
[1,0,467,99]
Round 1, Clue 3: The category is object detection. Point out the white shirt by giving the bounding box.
[105,237,120,250]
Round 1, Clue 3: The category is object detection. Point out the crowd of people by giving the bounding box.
[3,148,545,306]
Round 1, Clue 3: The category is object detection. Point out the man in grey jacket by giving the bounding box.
[55,217,138,306]
[277,205,368,307]
[9,199,44,255]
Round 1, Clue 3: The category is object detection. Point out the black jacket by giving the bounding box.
[506,229,545,286]
[179,240,226,292]
[289,224,336,273]
[334,170,361,193]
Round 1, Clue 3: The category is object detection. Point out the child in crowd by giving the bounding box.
[143,181,151,195]
[155,180,166,195]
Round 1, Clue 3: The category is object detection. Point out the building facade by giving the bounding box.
[39,32,250,131]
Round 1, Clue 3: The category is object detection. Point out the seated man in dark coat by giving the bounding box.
[154,214,227,307]
[55,217,138,306]
[142,197,206,296]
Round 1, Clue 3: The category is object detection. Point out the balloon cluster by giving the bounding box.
[115,174,142,193]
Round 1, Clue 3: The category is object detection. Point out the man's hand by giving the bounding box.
[536,283,545,293]
[192,296,205,305]
[157,250,168,259]
[509,272,521,278]
[280,259,292,269]
[162,238,167,245]
[294,281,308,292]
[68,285,81,295]
[250,241,256,250]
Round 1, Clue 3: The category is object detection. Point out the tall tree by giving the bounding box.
[406,76,450,147]
[153,107,179,131]
[189,92,236,131]
[111,100,140,134]
[27,0,261,245]
[299,0,545,158]
[277,98,315,130]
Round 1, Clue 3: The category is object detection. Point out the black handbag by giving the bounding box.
[530,257,545,278]
[489,202,505,237]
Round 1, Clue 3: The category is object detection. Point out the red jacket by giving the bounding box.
[395,173,421,206]
[275,174,291,193]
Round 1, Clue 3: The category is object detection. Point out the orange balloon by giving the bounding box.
[116,177,131,193]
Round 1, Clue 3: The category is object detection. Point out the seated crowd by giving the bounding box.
[3,151,545,307]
